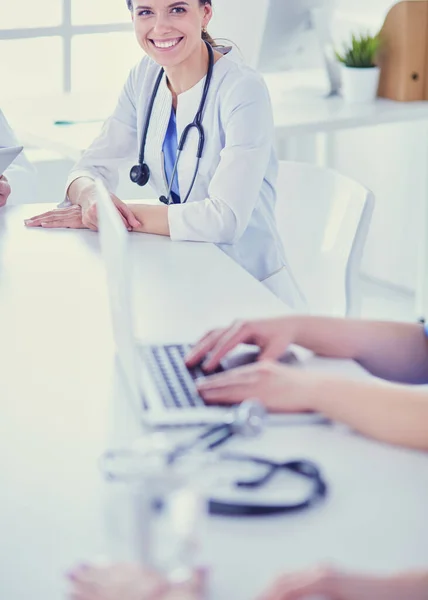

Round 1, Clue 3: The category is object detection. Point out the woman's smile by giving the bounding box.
[149,36,184,51]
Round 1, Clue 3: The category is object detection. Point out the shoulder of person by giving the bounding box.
[125,54,163,98]
[215,50,271,112]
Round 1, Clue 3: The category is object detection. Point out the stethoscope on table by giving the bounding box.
[129,40,215,206]
[100,401,328,518]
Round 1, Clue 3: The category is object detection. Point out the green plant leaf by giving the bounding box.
[336,31,381,68]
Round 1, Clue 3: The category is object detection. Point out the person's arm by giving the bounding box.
[187,316,428,385]
[195,356,428,449]
[190,316,428,449]
[309,372,428,450]
[292,317,428,384]
[258,565,428,600]
[0,109,36,204]
[127,203,170,236]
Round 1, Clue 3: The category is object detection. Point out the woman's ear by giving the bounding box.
[203,2,213,28]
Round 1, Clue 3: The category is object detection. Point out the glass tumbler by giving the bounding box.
[100,435,208,583]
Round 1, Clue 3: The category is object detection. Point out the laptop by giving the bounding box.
[0,146,23,175]
[96,179,324,428]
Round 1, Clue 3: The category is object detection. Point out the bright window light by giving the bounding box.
[72,0,131,25]
[72,32,144,94]
[0,37,63,98]
[0,0,62,29]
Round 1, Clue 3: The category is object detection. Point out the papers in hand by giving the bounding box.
[0,146,23,176]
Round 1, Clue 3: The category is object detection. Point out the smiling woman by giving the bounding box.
[126,0,218,47]
[25,0,305,309]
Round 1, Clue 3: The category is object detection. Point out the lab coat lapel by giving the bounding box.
[144,73,172,195]
[176,78,206,202]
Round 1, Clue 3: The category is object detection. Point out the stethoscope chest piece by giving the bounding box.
[130,163,150,187]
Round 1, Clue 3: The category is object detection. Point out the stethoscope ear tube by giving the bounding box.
[130,41,214,203]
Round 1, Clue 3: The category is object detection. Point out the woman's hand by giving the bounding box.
[196,360,314,413]
[67,563,205,600]
[81,193,141,232]
[257,565,428,600]
[24,193,141,232]
[69,179,141,232]
[25,205,87,229]
[185,317,301,373]
[0,175,11,207]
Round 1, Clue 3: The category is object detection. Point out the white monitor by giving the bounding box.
[256,0,333,72]
[210,0,339,92]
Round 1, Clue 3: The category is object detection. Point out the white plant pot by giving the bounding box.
[340,65,380,103]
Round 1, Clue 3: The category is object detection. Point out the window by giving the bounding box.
[0,0,141,99]
[0,37,63,96]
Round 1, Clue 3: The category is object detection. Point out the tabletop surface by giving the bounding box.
[1,204,427,600]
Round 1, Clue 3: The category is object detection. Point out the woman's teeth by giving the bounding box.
[152,38,182,49]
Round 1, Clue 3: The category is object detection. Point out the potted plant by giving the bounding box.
[336,33,381,103]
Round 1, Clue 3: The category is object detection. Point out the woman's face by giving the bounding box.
[130,0,212,68]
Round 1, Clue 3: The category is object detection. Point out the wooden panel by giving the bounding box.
[425,6,428,99]
[378,0,428,101]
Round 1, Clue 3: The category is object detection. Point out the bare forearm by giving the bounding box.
[292,317,428,383]
[327,568,428,600]
[310,375,428,450]
[128,204,170,236]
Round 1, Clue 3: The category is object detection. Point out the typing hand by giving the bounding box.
[196,360,312,413]
[185,317,300,373]
[0,174,11,207]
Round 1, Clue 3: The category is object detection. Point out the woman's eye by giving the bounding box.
[171,7,186,13]
[137,9,152,16]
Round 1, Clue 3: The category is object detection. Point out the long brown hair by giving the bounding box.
[125,0,218,47]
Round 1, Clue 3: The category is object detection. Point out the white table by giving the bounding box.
[1,204,428,600]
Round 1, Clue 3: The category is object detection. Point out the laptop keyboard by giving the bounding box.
[140,344,223,409]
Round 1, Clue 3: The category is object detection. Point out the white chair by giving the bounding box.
[275,161,375,317]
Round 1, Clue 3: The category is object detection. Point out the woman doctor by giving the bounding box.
[25,0,304,308]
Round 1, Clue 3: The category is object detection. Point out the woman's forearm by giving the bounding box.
[128,204,170,236]
[310,375,428,450]
[293,317,428,384]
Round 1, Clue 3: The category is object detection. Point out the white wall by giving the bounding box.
[209,0,270,67]
[330,0,427,291]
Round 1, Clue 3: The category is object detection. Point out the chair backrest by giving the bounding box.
[275,161,375,317]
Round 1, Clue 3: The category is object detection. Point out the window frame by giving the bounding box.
[0,0,133,92]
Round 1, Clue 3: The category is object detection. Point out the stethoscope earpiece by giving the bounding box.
[130,163,150,187]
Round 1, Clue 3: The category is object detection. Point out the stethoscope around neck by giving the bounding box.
[129,40,215,205]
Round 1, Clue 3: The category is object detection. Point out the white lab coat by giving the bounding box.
[67,49,305,308]
[0,109,35,205]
